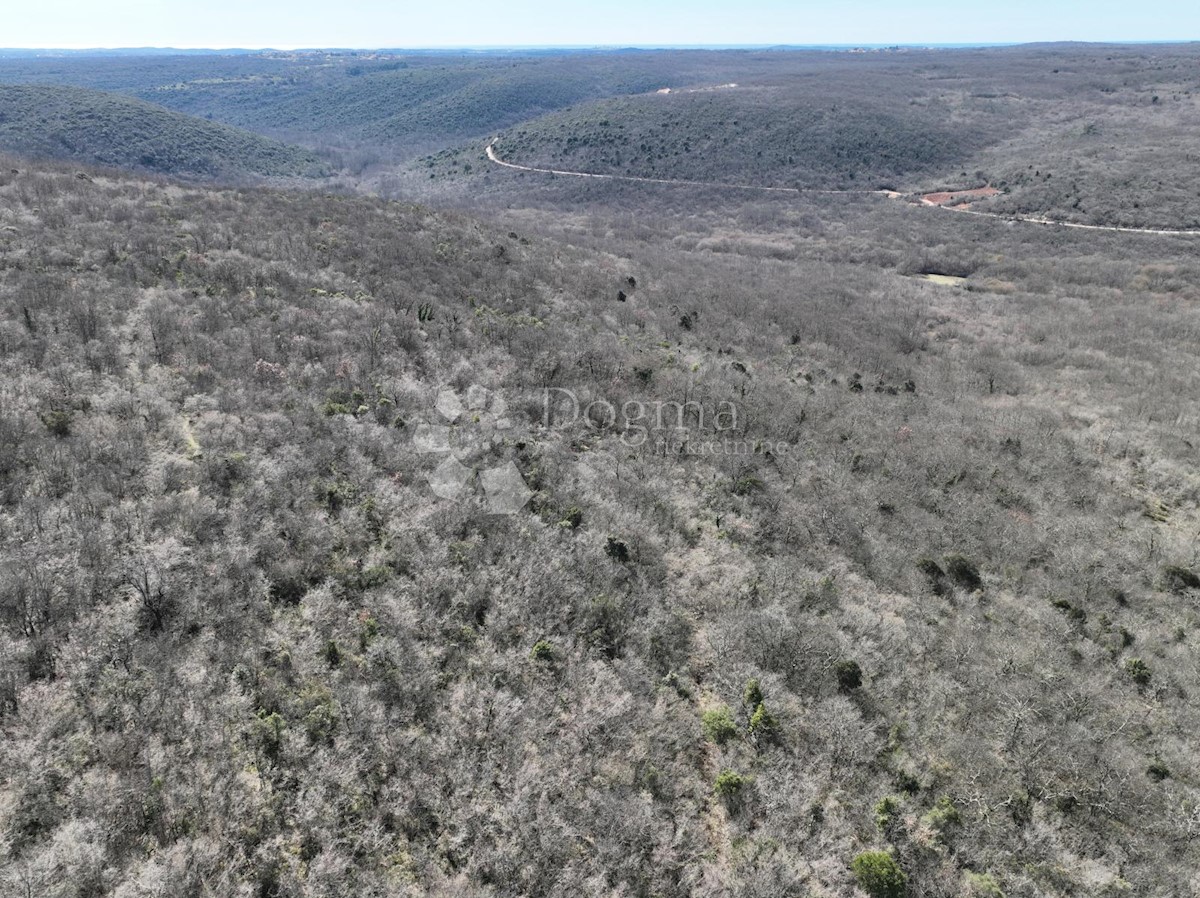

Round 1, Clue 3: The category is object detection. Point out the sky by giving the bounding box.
[1,0,1197,49]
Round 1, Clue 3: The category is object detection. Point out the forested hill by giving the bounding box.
[483,88,997,191]
[0,51,745,152]
[0,83,327,179]
[1,156,1199,897]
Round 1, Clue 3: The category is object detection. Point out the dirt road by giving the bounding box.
[485,141,1200,237]
[485,141,893,197]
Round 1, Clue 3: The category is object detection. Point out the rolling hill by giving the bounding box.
[483,88,999,191]
[5,46,1200,898]
[0,51,739,155]
[3,138,1200,895]
[0,83,327,179]
[408,44,1200,228]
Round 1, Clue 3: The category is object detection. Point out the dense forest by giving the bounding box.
[410,44,1200,227]
[2,44,1200,898]
[0,84,325,179]
[0,51,751,159]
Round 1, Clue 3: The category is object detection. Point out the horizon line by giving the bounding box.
[2,40,1199,54]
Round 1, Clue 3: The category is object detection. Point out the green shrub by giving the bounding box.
[916,557,947,594]
[835,660,863,692]
[1163,565,1200,592]
[1147,759,1170,781]
[530,639,557,664]
[358,615,380,651]
[317,479,357,514]
[743,677,764,709]
[920,795,961,840]
[748,702,779,739]
[732,475,764,496]
[1125,657,1151,686]
[585,595,627,660]
[605,537,630,562]
[268,574,311,606]
[874,795,903,831]
[965,871,1005,898]
[662,670,692,699]
[250,711,286,763]
[40,409,72,437]
[944,554,983,590]
[1008,791,1033,827]
[321,639,342,668]
[915,558,942,577]
[713,769,747,800]
[702,706,738,744]
[730,677,780,741]
[299,684,339,745]
[851,850,906,898]
[1049,597,1086,623]
[894,770,921,795]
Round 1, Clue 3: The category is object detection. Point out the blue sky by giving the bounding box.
[3,0,1197,49]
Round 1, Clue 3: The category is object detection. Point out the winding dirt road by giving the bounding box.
[485,141,891,197]
[485,140,1200,237]
[923,203,1200,237]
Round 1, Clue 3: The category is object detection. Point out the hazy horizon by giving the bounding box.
[4,0,1198,50]
[6,41,1195,52]
[2,40,1197,58]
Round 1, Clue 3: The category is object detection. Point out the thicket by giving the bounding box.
[0,83,326,179]
[3,45,1200,894]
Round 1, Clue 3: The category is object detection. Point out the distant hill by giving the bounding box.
[125,55,721,152]
[0,83,327,178]
[0,51,794,155]
[484,87,1007,191]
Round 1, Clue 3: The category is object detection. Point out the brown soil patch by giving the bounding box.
[921,186,1001,207]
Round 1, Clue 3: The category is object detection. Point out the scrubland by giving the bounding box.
[2,44,1200,898]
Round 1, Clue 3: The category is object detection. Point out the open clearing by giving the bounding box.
[920,187,1003,206]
